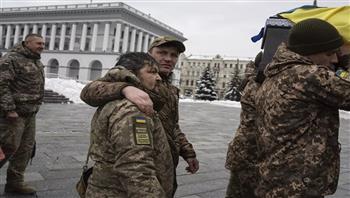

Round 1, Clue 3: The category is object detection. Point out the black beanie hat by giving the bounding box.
[287,18,344,56]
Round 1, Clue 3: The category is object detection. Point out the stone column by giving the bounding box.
[90,23,98,52]
[22,24,29,41]
[13,24,20,45]
[136,31,143,52]
[113,23,122,53]
[80,23,87,51]
[41,24,47,42]
[122,25,129,53]
[32,24,38,34]
[129,28,137,52]
[69,23,77,51]
[0,25,3,48]
[143,33,149,52]
[49,24,57,50]
[5,25,12,49]
[102,22,110,51]
[59,23,66,51]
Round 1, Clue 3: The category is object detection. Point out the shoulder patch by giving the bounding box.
[336,69,350,82]
[132,116,151,145]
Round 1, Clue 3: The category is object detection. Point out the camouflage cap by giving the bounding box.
[149,36,185,53]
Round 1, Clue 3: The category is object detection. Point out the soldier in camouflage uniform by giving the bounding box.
[85,52,174,197]
[80,36,199,194]
[255,19,350,197]
[0,33,45,195]
[225,52,263,198]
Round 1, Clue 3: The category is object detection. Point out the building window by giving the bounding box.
[181,62,183,66]
[222,82,225,88]
[186,80,189,86]
[192,71,195,76]
[208,63,211,67]
[224,75,226,78]
[190,80,194,86]
[224,64,227,68]
[240,64,243,69]
[230,64,233,68]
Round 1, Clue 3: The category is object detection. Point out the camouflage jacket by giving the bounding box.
[225,61,260,171]
[80,67,196,166]
[0,42,45,116]
[225,61,260,197]
[87,99,174,198]
[255,43,350,197]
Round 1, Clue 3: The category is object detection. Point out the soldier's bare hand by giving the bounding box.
[122,86,154,116]
[185,157,199,174]
[0,147,5,161]
[6,111,19,122]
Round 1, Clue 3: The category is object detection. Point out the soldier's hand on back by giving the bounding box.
[6,111,19,122]
[185,157,199,174]
[122,86,154,116]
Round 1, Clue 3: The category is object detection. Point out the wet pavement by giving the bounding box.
[0,102,349,198]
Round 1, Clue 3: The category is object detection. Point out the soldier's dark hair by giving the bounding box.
[25,33,43,41]
[115,52,159,74]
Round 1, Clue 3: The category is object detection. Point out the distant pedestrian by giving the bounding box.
[255,18,350,197]
[0,33,45,195]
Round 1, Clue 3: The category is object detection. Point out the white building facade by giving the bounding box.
[178,54,253,99]
[0,2,186,81]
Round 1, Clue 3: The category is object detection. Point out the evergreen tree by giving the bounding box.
[194,66,218,101]
[224,65,242,101]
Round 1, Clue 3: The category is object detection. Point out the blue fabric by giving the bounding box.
[251,27,264,43]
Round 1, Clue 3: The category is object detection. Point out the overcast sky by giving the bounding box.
[0,0,349,57]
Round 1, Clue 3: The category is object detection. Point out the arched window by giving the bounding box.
[89,60,102,80]
[47,59,59,75]
[67,59,80,79]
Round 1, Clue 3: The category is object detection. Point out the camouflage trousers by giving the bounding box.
[0,114,36,184]
[225,169,258,198]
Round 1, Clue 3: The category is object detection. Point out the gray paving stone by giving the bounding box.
[178,195,202,198]
[0,103,349,198]
[0,172,44,185]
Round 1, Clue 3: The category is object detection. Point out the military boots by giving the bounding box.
[4,182,36,195]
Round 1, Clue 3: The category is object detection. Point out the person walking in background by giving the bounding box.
[0,33,45,195]
[255,18,350,197]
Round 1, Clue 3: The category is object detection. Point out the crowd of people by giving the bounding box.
[0,15,350,198]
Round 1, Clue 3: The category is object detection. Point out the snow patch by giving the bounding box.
[180,99,241,108]
[45,78,86,104]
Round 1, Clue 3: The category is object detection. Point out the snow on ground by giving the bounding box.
[45,78,86,104]
[180,98,242,108]
[45,78,350,119]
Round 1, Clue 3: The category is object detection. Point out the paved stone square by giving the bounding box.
[0,102,349,197]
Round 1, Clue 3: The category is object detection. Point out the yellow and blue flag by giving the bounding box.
[279,6,350,43]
